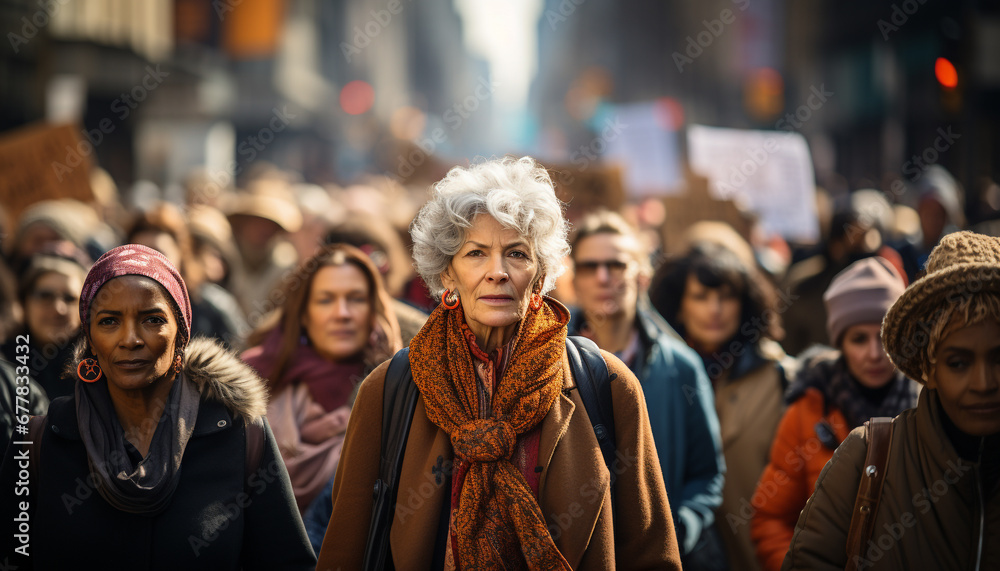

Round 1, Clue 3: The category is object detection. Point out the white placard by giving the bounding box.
[687,124,819,242]
[602,102,683,196]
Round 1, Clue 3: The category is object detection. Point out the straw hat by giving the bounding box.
[882,231,1000,382]
[224,180,303,233]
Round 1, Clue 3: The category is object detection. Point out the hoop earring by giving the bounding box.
[441,289,460,309]
[77,358,103,383]
[529,293,543,311]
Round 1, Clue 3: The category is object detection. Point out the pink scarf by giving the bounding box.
[242,327,365,412]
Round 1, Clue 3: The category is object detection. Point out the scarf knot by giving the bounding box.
[451,419,516,462]
[409,297,574,570]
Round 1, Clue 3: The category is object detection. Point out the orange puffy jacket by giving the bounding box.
[749,388,850,571]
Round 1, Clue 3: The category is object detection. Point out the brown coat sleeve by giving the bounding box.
[602,350,682,570]
[315,360,390,570]
[782,426,867,571]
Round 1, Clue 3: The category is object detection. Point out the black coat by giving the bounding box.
[0,358,48,444]
[0,338,316,569]
[1,335,78,401]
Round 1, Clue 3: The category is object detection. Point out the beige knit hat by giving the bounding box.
[882,231,1000,383]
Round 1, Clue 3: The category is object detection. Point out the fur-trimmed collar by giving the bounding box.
[183,337,268,425]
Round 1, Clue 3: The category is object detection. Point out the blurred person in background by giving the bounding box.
[651,236,793,571]
[183,167,228,210]
[127,202,248,350]
[225,179,303,318]
[784,231,1000,570]
[782,190,906,357]
[8,199,108,271]
[895,165,965,282]
[318,157,681,569]
[287,183,346,263]
[2,248,90,401]
[0,358,49,444]
[242,243,401,513]
[568,210,726,570]
[0,244,314,568]
[323,212,429,346]
[187,203,243,291]
[750,257,919,570]
[88,166,130,242]
[0,233,50,440]
[0,253,20,345]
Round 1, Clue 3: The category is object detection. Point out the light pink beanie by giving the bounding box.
[823,257,905,346]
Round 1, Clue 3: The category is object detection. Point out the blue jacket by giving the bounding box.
[568,304,725,555]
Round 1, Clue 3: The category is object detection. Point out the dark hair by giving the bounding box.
[245,243,402,394]
[649,241,782,345]
[126,202,206,297]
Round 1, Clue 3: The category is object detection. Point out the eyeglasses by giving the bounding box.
[574,259,630,278]
[29,290,79,305]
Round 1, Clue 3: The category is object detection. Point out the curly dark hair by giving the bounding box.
[649,241,783,347]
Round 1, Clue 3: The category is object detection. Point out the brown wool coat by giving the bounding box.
[714,339,788,571]
[783,389,1000,570]
[316,348,681,570]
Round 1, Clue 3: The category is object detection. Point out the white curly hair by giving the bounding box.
[410,156,570,298]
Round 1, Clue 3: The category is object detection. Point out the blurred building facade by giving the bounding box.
[529,0,999,218]
[1,0,997,216]
[0,0,487,194]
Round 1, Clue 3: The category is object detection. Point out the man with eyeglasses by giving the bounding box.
[568,210,727,571]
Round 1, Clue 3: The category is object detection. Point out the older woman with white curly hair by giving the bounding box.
[317,157,680,570]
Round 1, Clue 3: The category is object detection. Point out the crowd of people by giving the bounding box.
[0,155,998,569]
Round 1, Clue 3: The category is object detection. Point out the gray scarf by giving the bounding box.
[75,373,200,515]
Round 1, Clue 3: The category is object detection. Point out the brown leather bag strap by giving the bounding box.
[845,417,895,571]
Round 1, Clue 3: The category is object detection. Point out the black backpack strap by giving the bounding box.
[565,336,617,509]
[364,348,418,571]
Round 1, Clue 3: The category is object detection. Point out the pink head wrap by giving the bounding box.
[79,244,192,347]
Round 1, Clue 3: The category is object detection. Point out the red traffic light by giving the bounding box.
[935,57,958,89]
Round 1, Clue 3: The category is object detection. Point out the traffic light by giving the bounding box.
[934,57,958,89]
[935,55,961,114]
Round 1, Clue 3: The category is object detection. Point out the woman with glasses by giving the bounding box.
[1,249,90,401]
[568,210,726,571]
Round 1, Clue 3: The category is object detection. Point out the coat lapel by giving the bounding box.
[389,357,610,569]
[389,399,453,571]
[539,357,610,569]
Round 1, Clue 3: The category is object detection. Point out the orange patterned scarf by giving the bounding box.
[409,297,572,570]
